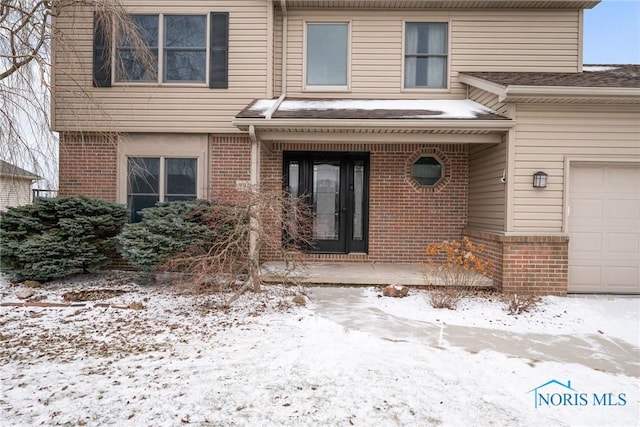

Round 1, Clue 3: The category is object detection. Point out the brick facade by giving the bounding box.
[465,229,569,295]
[209,135,252,203]
[58,132,118,201]
[260,142,469,263]
[58,132,570,295]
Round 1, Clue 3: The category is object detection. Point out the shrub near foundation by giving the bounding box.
[0,196,127,281]
[117,200,232,271]
[425,237,494,288]
[425,237,494,309]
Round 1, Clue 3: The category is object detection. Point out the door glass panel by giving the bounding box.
[353,161,364,241]
[313,161,340,240]
[288,161,300,197]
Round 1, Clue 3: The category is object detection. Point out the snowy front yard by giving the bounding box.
[1,273,638,426]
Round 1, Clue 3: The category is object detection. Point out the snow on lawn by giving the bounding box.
[1,273,639,427]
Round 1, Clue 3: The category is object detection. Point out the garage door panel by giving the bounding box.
[570,232,601,255]
[569,265,602,288]
[569,163,640,293]
[571,198,603,224]
[606,199,640,220]
[571,166,604,191]
[605,233,639,258]
[607,165,640,190]
[605,267,639,290]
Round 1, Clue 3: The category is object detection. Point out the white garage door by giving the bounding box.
[568,163,640,293]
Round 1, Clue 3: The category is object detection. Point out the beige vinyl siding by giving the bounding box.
[512,104,640,233]
[0,178,33,210]
[52,1,270,133]
[451,11,580,72]
[468,142,507,231]
[274,8,283,95]
[468,87,507,115]
[283,9,579,98]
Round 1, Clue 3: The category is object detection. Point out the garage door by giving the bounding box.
[568,163,640,293]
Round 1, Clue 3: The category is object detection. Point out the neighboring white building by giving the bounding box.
[0,160,41,211]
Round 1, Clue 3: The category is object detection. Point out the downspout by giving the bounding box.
[249,1,287,289]
[265,0,287,119]
[248,124,261,291]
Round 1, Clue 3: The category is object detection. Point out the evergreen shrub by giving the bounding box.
[0,196,127,281]
[117,200,241,270]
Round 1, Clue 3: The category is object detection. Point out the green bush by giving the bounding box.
[0,196,127,281]
[117,200,238,270]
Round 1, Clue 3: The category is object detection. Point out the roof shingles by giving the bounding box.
[461,65,640,88]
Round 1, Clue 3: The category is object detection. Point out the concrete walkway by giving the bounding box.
[261,262,493,287]
[308,286,640,378]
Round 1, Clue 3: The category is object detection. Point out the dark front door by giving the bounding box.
[284,152,369,254]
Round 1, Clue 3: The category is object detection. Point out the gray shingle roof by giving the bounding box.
[0,160,40,180]
[461,65,640,88]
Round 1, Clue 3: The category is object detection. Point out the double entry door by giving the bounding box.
[284,152,369,254]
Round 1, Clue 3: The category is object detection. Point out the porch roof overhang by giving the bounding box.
[275,0,600,9]
[233,98,515,142]
[460,66,640,104]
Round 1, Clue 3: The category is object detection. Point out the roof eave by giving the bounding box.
[504,85,640,102]
[459,74,640,102]
[232,118,515,132]
[0,173,40,181]
[275,0,601,9]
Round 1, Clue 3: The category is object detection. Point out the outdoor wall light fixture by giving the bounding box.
[533,171,548,188]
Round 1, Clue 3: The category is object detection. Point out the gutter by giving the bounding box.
[503,85,640,102]
[233,118,515,132]
[264,0,288,120]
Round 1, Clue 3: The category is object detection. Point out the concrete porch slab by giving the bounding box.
[260,262,494,288]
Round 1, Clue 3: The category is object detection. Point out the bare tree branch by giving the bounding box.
[1,0,155,190]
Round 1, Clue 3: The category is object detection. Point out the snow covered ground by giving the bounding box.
[1,273,638,426]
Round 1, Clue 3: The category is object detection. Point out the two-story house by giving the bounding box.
[52,0,640,295]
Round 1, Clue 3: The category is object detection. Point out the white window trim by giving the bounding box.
[401,19,451,92]
[112,13,210,87]
[302,20,351,92]
[117,134,209,205]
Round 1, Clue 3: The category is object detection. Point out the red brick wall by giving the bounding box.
[502,237,569,296]
[209,135,252,203]
[58,132,118,201]
[463,229,503,287]
[465,229,569,295]
[260,142,469,262]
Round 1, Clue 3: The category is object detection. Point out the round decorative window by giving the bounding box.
[412,156,443,186]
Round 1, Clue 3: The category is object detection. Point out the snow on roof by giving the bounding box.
[583,65,619,72]
[239,98,503,120]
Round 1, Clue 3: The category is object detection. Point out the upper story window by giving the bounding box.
[94,11,229,88]
[404,22,448,89]
[305,22,349,90]
[116,14,207,84]
[116,15,159,82]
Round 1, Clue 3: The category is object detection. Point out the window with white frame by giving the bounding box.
[404,22,448,89]
[305,22,349,88]
[116,14,207,84]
